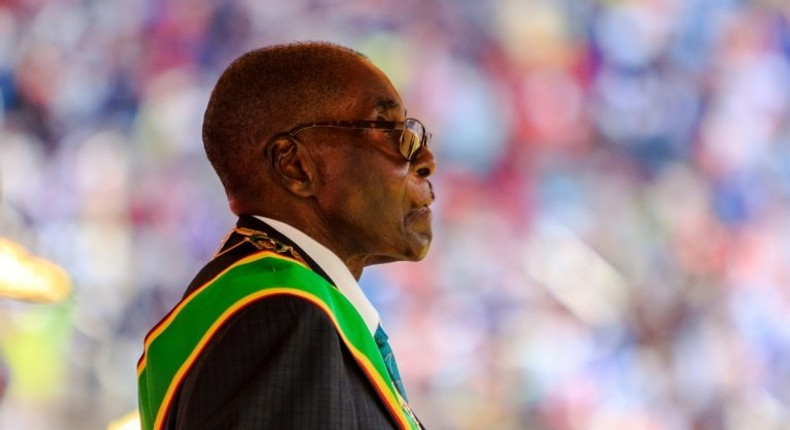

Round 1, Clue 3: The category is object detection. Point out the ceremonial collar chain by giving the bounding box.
[215,226,308,266]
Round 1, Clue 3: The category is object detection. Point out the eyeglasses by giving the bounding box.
[284,118,431,161]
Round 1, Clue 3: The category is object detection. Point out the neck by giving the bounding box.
[299,223,365,280]
[255,209,366,280]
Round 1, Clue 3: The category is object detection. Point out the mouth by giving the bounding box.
[407,181,435,222]
[412,205,432,216]
[407,203,433,227]
[415,180,435,209]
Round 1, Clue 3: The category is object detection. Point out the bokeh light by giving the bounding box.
[1,1,790,429]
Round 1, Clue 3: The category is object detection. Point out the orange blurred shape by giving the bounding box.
[107,411,141,430]
[0,238,71,303]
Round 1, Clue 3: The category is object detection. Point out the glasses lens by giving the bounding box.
[401,119,425,160]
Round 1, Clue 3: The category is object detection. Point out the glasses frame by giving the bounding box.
[283,118,430,161]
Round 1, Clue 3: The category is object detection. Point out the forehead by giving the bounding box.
[341,59,404,118]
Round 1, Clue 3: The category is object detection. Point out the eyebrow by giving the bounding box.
[375,98,401,114]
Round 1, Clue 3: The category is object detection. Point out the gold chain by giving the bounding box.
[212,226,307,266]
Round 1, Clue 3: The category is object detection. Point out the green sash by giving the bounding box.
[137,250,420,430]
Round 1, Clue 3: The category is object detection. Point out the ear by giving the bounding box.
[266,137,318,197]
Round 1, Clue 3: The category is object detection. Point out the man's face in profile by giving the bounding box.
[309,59,436,268]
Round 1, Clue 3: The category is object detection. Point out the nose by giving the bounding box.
[412,145,436,178]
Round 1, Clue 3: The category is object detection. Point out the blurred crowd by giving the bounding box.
[1,0,790,429]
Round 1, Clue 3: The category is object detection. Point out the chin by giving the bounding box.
[366,241,430,267]
[416,243,432,260]
[405,234,432,261]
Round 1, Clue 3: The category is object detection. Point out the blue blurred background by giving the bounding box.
[1,0,790,429]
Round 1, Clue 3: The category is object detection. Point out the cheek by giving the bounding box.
[353,176,409,237]
[372,170,409,213]
[360,178,405,221]
[319,146,410,227]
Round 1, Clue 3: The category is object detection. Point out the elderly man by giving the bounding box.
[138,41,436,430]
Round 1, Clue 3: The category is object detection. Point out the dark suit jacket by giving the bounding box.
[163,216,402,429]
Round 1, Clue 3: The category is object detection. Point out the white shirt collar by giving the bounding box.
[254,216,380,334]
